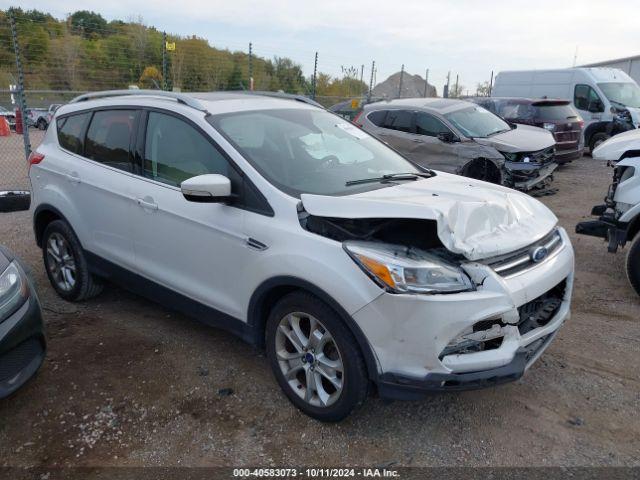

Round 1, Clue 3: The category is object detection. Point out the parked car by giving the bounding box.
[576,129,640,295]
[492,68,640,151]
[355,98,558,192]
[30,90,574,421]
[0,105,16,130]
[0,244,46,399]
[27,104,61,130]
[469,98,584,164]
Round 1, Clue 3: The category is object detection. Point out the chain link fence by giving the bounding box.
[0,8,446,200]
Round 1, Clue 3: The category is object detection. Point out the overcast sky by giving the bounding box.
[5,0,640,94]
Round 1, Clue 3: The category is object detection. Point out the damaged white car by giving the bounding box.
[576,128,640,296]
[31,91,574,422]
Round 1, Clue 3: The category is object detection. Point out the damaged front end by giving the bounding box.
[300,213,475,295]
[500,146,558,194]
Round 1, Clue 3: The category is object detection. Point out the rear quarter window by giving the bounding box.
[366,110,387,127]
[57,112,91,154]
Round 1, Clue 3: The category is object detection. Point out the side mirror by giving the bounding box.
[437,132,457,143]
[181,174,232,203]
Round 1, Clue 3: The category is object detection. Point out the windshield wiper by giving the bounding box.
[345,171,434,187]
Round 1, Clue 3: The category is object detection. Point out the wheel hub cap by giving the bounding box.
[275,312,344,408]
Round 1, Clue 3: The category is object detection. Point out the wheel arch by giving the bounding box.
[460,157,503,184]
[33,204,71,248]
[247,276,380,381]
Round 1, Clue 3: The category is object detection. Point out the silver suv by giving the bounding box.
[29,91,574,421]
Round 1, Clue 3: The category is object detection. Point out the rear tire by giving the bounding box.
[625,233,640,297]
[42,220,103,302]
[37,119,47,130]
[266,291,369,422]
[589,132,610,152]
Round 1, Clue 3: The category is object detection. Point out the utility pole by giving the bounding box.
[162,31,167,91]
[312,51,318,100]
[445,71,451,98]
[368,60,375,102]
[360,64,364,95]
[9,11,31,158]
[248,42,253,91]
[423,68,429,97]
[489,70,494,96]
[398,64,404,98]
[454,74,459,98]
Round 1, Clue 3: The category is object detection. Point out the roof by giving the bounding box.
[364,97,474,114]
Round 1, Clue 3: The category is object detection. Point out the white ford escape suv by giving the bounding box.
[29,90,574,421]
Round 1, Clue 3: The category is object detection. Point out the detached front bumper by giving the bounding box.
[505,161,558,191]
[353,228,574,400]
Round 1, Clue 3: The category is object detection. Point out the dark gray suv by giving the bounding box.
[355,98,558,192]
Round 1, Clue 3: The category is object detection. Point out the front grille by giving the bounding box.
[486,228,563,277]
[0,338,43,382]
[517,280,566,335]
[525,146,555,164]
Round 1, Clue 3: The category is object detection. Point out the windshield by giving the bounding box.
[208,108,421,197]
[598,82,640,109]
[444,105,511,138]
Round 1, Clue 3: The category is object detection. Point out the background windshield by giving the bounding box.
[444,105,510,138]
[209,108,420,196]
[598,82,640,108]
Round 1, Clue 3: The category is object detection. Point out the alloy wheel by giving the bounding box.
[274,312,344,407]
[46,232,77,291]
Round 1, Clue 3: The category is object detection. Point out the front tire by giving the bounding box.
[42,220,103,302]
[625,233,640,296]
[266,292,369,422]
[37,119,47,130]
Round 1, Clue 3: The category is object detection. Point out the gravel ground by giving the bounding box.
[0,153,638,468]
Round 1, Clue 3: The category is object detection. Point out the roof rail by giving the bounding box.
[69,90,207,111]
[244,91,324,108]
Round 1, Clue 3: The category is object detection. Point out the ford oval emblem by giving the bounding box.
[530,246,548,263]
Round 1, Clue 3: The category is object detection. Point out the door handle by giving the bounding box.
[136,197,158,210]
[411,138,424,143]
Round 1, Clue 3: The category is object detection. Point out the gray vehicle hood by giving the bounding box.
[473,124,555,153]
[301,171,557,260]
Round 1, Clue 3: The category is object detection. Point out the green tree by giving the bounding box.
[70,10,107,38]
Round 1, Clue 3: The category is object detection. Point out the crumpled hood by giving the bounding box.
[628,106,640,127]
[301,172,557,261]
[473,124,555,153]
[592,128,640,161]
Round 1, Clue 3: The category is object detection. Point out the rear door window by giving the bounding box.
[85,110,137,172]
[383,110,414,133]
[57,112,91,154]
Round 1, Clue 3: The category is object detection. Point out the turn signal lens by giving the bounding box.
[355,254,396,289]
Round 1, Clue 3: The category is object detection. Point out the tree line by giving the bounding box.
[0,8,368,103]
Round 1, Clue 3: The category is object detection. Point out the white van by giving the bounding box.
[492,68,640,151]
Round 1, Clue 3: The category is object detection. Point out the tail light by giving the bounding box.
[28,151,44,169]
[578,120,584,129]
[352,111,363,125]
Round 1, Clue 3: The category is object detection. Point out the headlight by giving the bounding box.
[0,261,30,322]
[543,123,556,131]
[344,241,474,294]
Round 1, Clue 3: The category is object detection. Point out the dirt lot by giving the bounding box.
[0,151,638,469]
